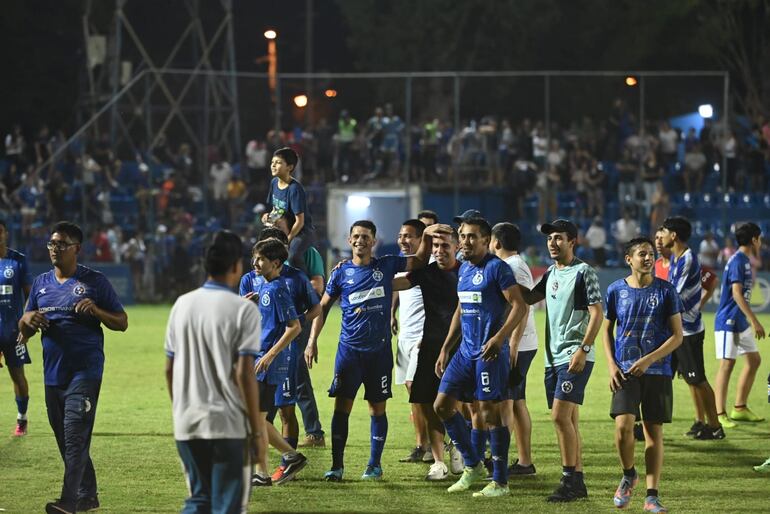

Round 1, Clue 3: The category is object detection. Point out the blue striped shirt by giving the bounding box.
[668,248,704,335]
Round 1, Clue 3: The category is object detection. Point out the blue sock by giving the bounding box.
[489,426,510,485]
[465,418,473,432]
[368,414,388,468]
[15,396,28,419]
[331,411,350,470]
[285,437,298,450]
[443,411,479,467]
[471,428,488,460]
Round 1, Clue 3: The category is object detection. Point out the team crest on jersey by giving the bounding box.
[372,269,383,282]
[647,295,659,308]
[345,268,355,277]
[3,267,14,279]
[73,284,86,296]
[472,272,484,285]
[619,289,629,299]
[551,280,559,292]
[561,380,573,393]
[261,293,271,306]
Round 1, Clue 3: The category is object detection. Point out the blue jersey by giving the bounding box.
[668,248,704,335]
[251,277,298,384]
[326,255,407,352]
[266,178,314,232]
[240,265,319,326]
[715,250,753,332]
[0,248,33,341]
[457,254,517,360]
[605,277,683,376]
[26,264,124,386]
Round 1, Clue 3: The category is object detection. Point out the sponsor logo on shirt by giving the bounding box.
[458,291,483,303]
[461,308,480,315]
[472,272,484,285]
[349,286,385,305]
[0,285,12,295]
[3,267,14,279]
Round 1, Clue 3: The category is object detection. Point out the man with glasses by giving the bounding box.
[20,221,128,514]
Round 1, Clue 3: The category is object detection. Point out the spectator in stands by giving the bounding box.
[723,129,739,191]
[45,169,67,222]
[3,163,22,200]
[684,142,707,192]
[641,149,664,217]
[532,125,548,169]
[747,124,767,191]
[698,231,720,269]
[718,236,736,268]
[4,124,25,168]
[14,169,41,239]
[584,216,607,267]
[585,159,605,218]
[227,172,247,227]
[649,182,671,236]
[245,139,269,193]
[91,226,114,262]
[334,110,357,182]
[658,121,678,167]
[616,148,637,211]
[34,125,52,170]
[209,153,232,217]
[380,103,404,180]
[537,165,560,222]
[613,209,640,257]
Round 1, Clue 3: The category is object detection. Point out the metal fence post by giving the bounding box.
[453,74,460,215]
[404,75,412,218]
[721,72,730,234]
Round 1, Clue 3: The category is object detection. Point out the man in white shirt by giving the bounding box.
[584,217,607,268]
[490,222,538,476]
[165,231,262,513]
[698,232,719,269]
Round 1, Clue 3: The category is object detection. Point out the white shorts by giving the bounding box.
[715,328,758,360]
[395,337,420,385]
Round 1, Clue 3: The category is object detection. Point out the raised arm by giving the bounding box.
[406,223,452,271]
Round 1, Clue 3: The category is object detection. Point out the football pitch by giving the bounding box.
[1,306,769,513]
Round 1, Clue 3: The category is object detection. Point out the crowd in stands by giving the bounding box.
[2,98,770,300]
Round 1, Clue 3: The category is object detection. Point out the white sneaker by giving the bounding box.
[446,442,464,475]
[426,461,449,481]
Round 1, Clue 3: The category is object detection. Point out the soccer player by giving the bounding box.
[434,217,527,498]
[264,147,315,273]
[165,231,262,514]
[520,219,603,502]
[19,221,127,514]
[392,219,431,463]
[602,237,683,513]
[392,226,463,480]
[0,219,33,436]
[240,231,320,483]
[659,216,724,440]
[489,222,538,476]
[713,222,766,427]
[246,238,308,486]
[309,219,450,482]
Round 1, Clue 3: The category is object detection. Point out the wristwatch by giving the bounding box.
[580,344,592,353]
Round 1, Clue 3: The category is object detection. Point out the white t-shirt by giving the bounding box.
[659,128,678,154]
[698,239,719,268]
[504,255,538,352]
[584,225,607,250]
[396,272,425,343]
[165,284,261,441]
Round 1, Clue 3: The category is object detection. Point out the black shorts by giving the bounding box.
[673,331,706,385]
[258,380,277,413]
[610,374,673,424]
[409,339,443,405]
[508,350,537,401]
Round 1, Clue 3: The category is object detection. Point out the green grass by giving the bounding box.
[1,307,769,512]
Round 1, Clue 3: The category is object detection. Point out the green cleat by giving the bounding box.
[730,407,765,422]
[718,414,737,428]
[472,481,509,497]
[753,457,770,473]
[447,462,485,493]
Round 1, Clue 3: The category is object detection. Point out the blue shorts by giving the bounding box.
[544,362,594,409]
[438,349,510,403]
[509,350,537,401]
[275,342,299,407]
[0,336,31,368]
[328,343,393,403]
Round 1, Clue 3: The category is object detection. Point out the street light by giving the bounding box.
[294,94,308,108]
[325,89,338,98]
[264,29,277,40]
[625,76,638,87]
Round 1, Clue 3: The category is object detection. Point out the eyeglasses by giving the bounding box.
[46,241,78,251]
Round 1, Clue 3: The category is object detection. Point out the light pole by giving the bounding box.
[260,29,280,136]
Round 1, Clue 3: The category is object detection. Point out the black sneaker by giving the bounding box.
[573,476,588,498]
[546,476,579,502]
[275,453,308,484]
[251,473,272,486]
[694,425,726,440]
[633,423,645,441]
[398,447,426,463]
[507,459,536,476]
[685,420,705,437]
[45,501,74,514]
[76,496,100,511]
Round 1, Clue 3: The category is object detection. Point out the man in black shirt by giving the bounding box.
[393,227,462,480]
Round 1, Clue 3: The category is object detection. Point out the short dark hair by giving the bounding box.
[624,237,654,257]
[460,217,491,238]
[735,222,761,246]
[255,238,289,264]
[51,221,83,244]
[258,226,289,245]
[0,219,6,229]
[491,222,521,251]
[204,230,243,276]
[662,216,692,243]
[401,219,426,237]
[350,220,377,237]
[273,147,299,169]
[417,210,438,224]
